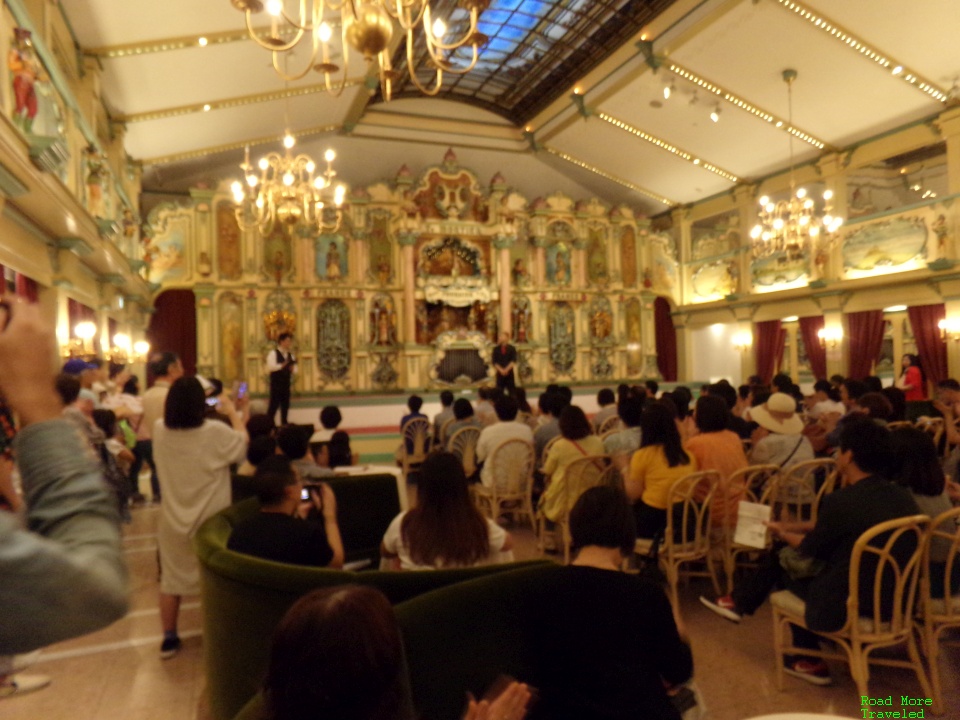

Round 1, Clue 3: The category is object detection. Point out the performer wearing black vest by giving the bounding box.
[492,332,518,394]
[266,332,297,425]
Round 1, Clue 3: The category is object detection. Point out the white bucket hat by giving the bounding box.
[751,392,804,435]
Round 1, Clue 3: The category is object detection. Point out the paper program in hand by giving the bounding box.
[733,501,772,549]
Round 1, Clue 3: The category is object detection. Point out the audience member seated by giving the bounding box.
[228,456,344,569]
[889,427,960,598]
[645,379,659,400]
[532,391,562,464]
[591,388,618,432]
[328,430,354,468]
[400,395,428,452]
[528,485,693,720]
[474,387,497,427]
[708,382,753,439]
[381,452,514,570]
[748,393,814,469]
[260,585,530,720]
[476,396,534,489]
[446,398,482,441]
[433,390,455,443]
[514,387,536,429]
[881,385,907,422]
[237,436,278,478]
[310,405,342,444]
[815,379,867,451]
[625,402,697,539]
[277,425,332,480]
[236,415,277,475]
[540,406,606,524]
[685,395,749,530]
[804,380,845,421]
[700,418,920,686]
[603,393,644,471]
[854,392,893,425]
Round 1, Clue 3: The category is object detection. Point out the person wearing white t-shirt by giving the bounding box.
[475,396,534,488]
[381,452,513,570]
[804,379,845,421]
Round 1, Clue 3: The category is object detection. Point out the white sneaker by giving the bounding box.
[0,674,51,698]
[11,650,41,673]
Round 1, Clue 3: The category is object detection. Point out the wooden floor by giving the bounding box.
[4,495,959,720]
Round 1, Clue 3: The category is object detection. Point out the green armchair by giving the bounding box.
[196,495,550,720]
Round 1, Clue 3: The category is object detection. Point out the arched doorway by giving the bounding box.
[147,289,197,377]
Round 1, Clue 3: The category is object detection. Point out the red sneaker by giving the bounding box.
[784,658,832,686]
[699,595,742,623]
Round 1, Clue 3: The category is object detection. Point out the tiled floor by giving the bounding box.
[4,497,958,720]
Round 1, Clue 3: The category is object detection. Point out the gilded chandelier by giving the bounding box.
[750,70,843,260]
[230,0,490,100]
[231,134,345,235]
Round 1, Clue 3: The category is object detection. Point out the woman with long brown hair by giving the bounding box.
[381,452,513,569]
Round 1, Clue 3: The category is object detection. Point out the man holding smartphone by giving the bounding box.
[265,333,297,426]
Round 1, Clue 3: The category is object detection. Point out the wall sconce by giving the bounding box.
[62,320,98,358]
[817,326,843,349]
[733,331,753,353]
[938,318,960,343]
[106,333,151,364]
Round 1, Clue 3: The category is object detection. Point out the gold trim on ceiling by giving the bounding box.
[141,124,342,166]
[594,111,738,183]
[85,22,340,59]
[774,0,950,103]
[115,81,365,123]
[543,146,677,207]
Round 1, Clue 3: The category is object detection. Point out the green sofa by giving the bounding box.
[196,495,550,720]
[231,563,565,720]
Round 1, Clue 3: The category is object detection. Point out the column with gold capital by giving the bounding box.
[397,230,418,344]
[492,227,517,338]
[193,284,217,379]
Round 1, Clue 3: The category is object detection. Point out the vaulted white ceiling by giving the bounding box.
[60,0,960,217]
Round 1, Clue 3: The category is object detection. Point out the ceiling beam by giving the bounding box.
[542,146,678,207]
[114,81,366,123]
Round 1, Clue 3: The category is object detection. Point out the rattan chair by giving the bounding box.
[400,417,431,483]
[447,426,481,479]
[771,458,837,521]
[540,454,616,564]
[437,417,455,446]
[770,515,933,699]
[597,414,623,435]
[634,470,723,615]
[886,420,914,431]
[721,463,781,593]
[474,437,536,531]
[920,506,960,715]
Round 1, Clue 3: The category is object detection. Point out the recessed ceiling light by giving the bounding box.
[198,37,208,47]
[782,316,798,322]
[883,305,907,312]
[203,104,211,112]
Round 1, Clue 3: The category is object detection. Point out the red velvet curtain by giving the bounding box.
[67,298,95,334]
[846,310,885,379]
[755,320,785,383]
[798,316,827,380]
[15,273,38,302]
[654,296,677,381]
[147,289,197,377]
[907,304,947,386]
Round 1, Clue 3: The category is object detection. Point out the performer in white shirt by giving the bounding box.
[265,333,297,425]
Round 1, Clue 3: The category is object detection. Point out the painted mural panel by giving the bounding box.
[587,226,608,284]
[842,217,927,271]
[263,227,293,284]
[145,210,189,285]
[545,243,571,286]
[625,298,642,374]
[315,233,347,281]
[367,210,393,285]
[216,202,243,280]
[218,293,244,383]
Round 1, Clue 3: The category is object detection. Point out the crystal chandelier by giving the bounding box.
[231,133,346,236]
[750,69,843,260]
[230,0,490,100]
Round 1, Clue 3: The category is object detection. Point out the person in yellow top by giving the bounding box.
[625,402,698,538]
[540,406,606,523]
